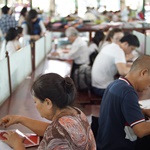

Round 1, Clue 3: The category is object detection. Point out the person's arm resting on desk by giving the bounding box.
[0,115,49,150]
[51,47,76,60]
[131,109,150,138]
[116,63,131,76]
[133,120,150,138]
[3,131,26,150]
[0,115,49,136]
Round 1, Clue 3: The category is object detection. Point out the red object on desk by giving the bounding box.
[24,134,40,148]
[0,131,7,140]
[0,130,40,148]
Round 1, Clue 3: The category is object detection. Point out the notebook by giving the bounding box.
[0,129,40,148]
[139,99,150,109]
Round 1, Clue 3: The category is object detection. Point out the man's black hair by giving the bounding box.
[2,5,10,14]
[120,34,140,47]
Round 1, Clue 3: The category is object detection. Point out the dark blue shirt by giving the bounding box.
[22,18,41,35]
[96,77,145,150]
[32,18,41,35]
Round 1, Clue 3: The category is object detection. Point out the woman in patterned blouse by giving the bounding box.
[0,73,96,150]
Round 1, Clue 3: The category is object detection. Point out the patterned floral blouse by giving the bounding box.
[37,107,96,150]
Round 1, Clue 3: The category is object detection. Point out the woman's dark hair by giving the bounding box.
[32,73,77,109]
[92,30,105,46]
[120,34,140,47]
[106,28,123,42]
[5,27,18,41]
[26,9,38,35]
[20,7,27,17]
[16,26,23,34]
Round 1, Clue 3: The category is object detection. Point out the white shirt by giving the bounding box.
[19,35,31,47]
[92,43,126,89]
[98,41,110,52]
[0,40,21,60]
[88,42,98,55]
[59,37,89,65]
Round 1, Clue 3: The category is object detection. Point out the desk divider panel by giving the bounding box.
[146,35,150,55]
[35,37,45,68]
[9,45,32,91]
[0,58,10,105]
[132,30,145,54]
[45,31,52,54]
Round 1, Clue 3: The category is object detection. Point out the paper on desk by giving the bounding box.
[0,140,12,150]
[139,99,150,109]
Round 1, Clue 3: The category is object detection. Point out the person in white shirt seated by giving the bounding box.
[51,27,89,78]
[16,26,30,47]
[99,28,137,61]
[91,34,140,97]
[0,27,21,60]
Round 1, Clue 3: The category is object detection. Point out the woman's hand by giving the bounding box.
[0,115,21,128]
[3,131,25,149]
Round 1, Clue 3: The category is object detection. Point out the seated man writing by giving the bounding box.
[91,34,140,97]
[51,27,89,78]
[96,55,150,150]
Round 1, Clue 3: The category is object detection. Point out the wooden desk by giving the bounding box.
[48,25,150,42]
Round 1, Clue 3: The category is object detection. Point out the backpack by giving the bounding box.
[89,49,98,66]
[74,64,91,91]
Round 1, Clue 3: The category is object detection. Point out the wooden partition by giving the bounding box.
[35,37,45,68]
[132,30,146,54]
[9,45,32,91]
[45,31,52,54]
[0,58,10,105]
[145,35,150,56]
[0,35,51,105]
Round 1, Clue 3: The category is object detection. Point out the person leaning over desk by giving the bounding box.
[21,9,46,42]
[0,73,96,150]
[96,55,150,150]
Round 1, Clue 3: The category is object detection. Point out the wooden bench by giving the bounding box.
[75,89,102,106]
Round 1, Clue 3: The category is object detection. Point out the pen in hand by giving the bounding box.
[15,129,36,145]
